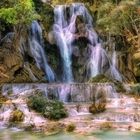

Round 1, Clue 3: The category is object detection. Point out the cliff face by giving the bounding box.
[0,33,45,83]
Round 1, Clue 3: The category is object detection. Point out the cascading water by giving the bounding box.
[52,3,122,82]
[53,6,74,83]
[0,3,140,133]
[29,21,55,82]
[1,83,117,103]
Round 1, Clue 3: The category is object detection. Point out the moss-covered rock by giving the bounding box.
[88,74,112,83]
[89,103,106,114]
[9,109,24,123]
[66,123,76,132]
[89,88,106,114]
[0,95,7,108]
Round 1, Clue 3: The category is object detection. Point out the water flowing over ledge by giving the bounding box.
[1,83,117,102]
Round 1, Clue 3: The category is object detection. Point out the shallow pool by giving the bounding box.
[94,131,140,140]
[0,129,140,140]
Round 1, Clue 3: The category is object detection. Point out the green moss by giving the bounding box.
[9,109,24,123]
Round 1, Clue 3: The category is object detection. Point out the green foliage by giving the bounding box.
[28,93,68,120]
[0,8,17,24]
[9,109,24,123]
[44,100,68,120]
[96,0,140,45]
[66,123,76,132]
[0,0,39,25]
[35,3,54,31]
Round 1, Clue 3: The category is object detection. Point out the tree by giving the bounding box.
[96,0,140,50]
[0,0,39,49]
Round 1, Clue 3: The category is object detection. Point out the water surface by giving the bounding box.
[1,129,140,140]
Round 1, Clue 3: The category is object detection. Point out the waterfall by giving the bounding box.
[53,5,74,83]
[52,3,122,82]
[29,21,55,82]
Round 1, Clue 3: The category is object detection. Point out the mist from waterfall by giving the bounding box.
[29,21,55,82]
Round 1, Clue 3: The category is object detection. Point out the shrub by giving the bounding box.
[27,93,68,120]
[9,109,24,123]
[66,123,76,132]
[27,91,48,113]
[44,100,68,120]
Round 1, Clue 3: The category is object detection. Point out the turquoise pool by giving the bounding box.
[0,129,140,140]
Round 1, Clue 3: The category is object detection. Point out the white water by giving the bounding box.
[2,83,117,103]
[29,21,55,82]
[52,3,122,82]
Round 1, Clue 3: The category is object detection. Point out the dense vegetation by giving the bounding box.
[0,0,39,49]
[27,92,68,120]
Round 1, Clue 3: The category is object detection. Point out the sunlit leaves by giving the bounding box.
[96,0,140,36]
[0,8,17,24]
[0,0,39,25]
